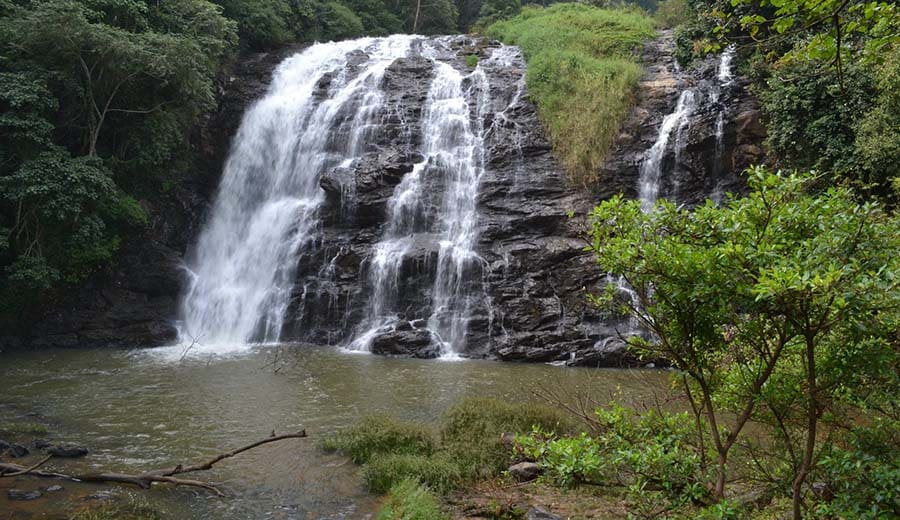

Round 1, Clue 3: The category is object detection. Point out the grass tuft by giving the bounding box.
[364,452,464,494]
[375,478,449,520]
[322,414,435,464]
[486,4,655,185]
[0,421,48,435]
[68,497,164,520]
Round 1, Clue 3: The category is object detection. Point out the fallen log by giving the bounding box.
[0,430,307,496]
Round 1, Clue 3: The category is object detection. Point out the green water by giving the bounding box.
[0,345,668,519]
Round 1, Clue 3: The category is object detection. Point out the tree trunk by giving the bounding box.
[792,335,818,519]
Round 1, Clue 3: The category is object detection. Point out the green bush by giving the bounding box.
[363,452,465,494]
[318,1,365,40]
[516,404,708,507]
[655,0,690,28]
[486,4,655,184]
[212,0,293,49]
[322,414,435,464]
[328,398,575,495]
[440,397,576,478]
[375,478,449,520]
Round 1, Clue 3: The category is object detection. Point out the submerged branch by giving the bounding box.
[0,430,307,496]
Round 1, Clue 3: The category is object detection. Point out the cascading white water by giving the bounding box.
[350,41,496,357]
[711,45,736,204]
[179,36,415,351]
[426,61,490,355]
[638,89,696,212]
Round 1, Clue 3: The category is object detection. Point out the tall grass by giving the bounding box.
[323,397,576,494]
[486,4,655,185]
[375,478,449,520]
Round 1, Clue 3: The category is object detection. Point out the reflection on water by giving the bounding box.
[0,346,669,518]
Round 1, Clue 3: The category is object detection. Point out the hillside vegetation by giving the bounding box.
[487,4,655,184]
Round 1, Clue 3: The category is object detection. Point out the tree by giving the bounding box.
[0,0,236,321]
[589,169,900,514]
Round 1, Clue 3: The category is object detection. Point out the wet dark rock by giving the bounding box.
[509,462,541,482]
[7,489,42,501]
[47,444,89,458]
[0,439,9,451]
[370,327,441,359]
[5,443,29,458]
[30,439,52,450]
[526,506,563,520]
[84,490,116,501]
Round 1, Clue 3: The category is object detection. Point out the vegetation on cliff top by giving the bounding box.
[486,4,655,185]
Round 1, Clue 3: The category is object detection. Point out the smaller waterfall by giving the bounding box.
[711,45,736,204]
[638,90,696,212]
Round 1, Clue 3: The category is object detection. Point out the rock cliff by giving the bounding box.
[8,33,765,368]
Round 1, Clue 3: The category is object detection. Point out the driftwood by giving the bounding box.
[0,430,307,496]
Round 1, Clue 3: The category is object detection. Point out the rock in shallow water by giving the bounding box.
[370,328,441,359]
[7,489,42,501]
[4,443,29,458]
[47,444,89,458]
[526,506,563,520]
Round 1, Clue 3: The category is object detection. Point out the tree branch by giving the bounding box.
[0,430,307,496]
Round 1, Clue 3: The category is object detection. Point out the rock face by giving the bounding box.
[10,34,764,367]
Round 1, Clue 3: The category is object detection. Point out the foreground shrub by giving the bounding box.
[440,397,577,479]
[330,397,574,494]
[517,404,709,511]
[322,415,435,464]
[375,478,449,520]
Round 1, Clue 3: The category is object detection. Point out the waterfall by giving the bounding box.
[350,40,495,357]
[638,89,696,212]
[711,45,736,204]
[179,36,415,350]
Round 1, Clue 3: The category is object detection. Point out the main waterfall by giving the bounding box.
[179,36,510,357]
[180,36,416,348]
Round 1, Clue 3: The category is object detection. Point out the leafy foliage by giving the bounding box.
[676,0,900,197]
[589,169,900,514]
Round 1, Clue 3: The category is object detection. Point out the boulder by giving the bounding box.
[508,461,541,482]
[47,444,89,458]
[370,328,441,359]
[5,443,29,458]
[526,506,563,520]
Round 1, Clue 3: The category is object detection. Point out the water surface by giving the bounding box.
[0,346,668,519]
